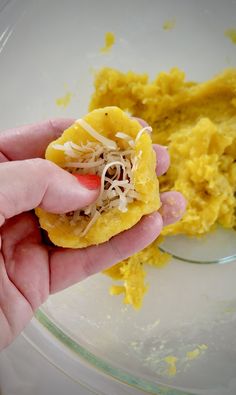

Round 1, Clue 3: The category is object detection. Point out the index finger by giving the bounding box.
[0,119,74,161]
[0,118,170,177]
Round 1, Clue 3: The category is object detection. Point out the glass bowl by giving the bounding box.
[160,227,236,264]
[1,1,236,394]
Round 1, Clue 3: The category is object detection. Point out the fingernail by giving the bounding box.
[73,174,101,190]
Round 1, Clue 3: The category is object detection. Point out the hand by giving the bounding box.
[0,119,186,350]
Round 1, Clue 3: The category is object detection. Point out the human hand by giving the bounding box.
[0,119,186,350]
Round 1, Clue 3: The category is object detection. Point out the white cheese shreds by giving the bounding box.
[53,121,148,236]
[135,126,152,141]
[76,118,117,149]
[80,210,101,236]
[52,144,67,151]
[107,180,129,190]
[116,132,135,148]
[97,161,127,212]
[65,159,104,168]
[116,132,133,140]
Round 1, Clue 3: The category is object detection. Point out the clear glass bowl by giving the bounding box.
[1,1,236,394]
[160,227,236,264]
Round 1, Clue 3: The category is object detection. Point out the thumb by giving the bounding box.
[0,159,100,222]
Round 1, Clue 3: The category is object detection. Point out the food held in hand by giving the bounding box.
[36,106,160,248]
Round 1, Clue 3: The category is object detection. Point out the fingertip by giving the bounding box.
[153,144,170,176]
[48,118,75,137]
[160,191,186,226]
[138,212,163,239]
[40,164,100,214]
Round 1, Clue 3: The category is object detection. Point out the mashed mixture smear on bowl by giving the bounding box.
[89,68,236,308]
[36,106,160,248]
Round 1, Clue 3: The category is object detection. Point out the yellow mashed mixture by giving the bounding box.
[37,107,160,248]
[100,32,115,53]
[90,67,236,308]
[163,18,176,31]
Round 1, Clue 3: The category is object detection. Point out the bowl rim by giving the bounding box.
[34,308,197,395]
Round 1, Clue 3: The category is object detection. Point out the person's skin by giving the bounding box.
[0,119,186,351]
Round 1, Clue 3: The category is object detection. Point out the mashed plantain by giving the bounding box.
[90,68,236,308]
[36,106,160,248]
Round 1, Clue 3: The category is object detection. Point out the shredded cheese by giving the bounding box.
[65,159,105,168]
[76,118,117,149]
[80,210,101,236]
[116,132,135,147]
[53,122,148,236]
[115,132,131,139]
[135,126,152,141]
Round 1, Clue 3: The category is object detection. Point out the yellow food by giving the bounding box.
[90,67,236,308]
[225,28,236,44]
[163,18,176,31]
[100,32,115,53]
[186,344,208,360]
[56,92,73,108]
[36,106,160,248]
[104,238,170,309]
[164,355,178,376]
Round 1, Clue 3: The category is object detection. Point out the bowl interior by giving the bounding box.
[40,259,236,394]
